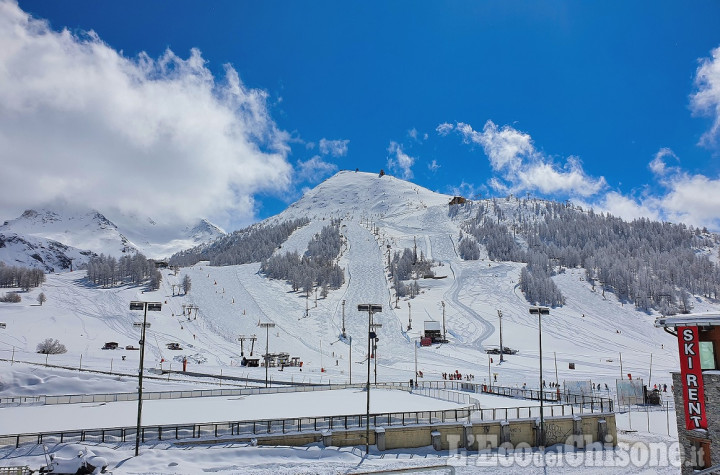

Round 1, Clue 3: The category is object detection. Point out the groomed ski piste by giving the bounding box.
[0,171,710,473]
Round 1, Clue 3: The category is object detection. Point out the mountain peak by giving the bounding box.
[279,170,453,222]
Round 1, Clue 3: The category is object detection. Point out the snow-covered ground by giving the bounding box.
[0,171,710,472]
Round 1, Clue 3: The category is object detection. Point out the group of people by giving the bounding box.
[441,371,474,381]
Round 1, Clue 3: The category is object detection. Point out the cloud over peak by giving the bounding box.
[386,141,415,179]
[442,120,606,197]
[0,1,292,229]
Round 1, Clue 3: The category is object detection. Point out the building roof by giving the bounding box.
[654,313,720,328]
[424,320,442,331]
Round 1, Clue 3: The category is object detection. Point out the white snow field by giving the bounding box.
[0,171,711,472]
[0,387,468,434]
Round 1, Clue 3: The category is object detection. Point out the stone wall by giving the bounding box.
[672,371,719,474]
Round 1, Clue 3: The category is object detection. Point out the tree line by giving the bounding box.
[261,221,345,295]
[86,252,161,289]
[390,244,435,298]
[169,218,309,267]
[458,196,719,312]
[0,263,46,290]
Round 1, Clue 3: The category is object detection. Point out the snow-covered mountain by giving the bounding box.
[0,232,93,272]
[0,206,225,265]
[2,170,719,405]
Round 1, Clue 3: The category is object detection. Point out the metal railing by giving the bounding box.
[0,380,616,449]
[0,382,410,407]
[417,381,614,413]
[0,406,476,449]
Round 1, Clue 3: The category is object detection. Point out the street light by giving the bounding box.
[358,303,382,455]
[529,306,550,447]
[414,336,421,388]
[341,300,346,339]
[130,300,162,457]
[259,322,276,388]
[497,310,504,363]
[441,301,446,342]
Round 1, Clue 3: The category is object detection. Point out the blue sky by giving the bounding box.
[3,1,720,231]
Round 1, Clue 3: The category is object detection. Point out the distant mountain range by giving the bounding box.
[0,207,224,272]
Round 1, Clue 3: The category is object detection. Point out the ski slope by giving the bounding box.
[1,171,715,400]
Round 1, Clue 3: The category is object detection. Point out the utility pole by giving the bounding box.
[260,322,275,387]
[497,310,504,362]
[358,303,382,455]
[407,302,412,331]
[529,306,550,448]
[342,300,346,338]
[441,301,446,342]
[130,300,161,457]
[414,337,418,387]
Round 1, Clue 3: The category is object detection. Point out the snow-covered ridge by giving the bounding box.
[0,206,225,263]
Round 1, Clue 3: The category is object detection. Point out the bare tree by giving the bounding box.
[0,292,21,303]
[36,338,67,354]
[37,292,46,306]
[182,274,192,294]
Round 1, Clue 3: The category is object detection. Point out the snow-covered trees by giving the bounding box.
[37,292,46,305]
[261,222,345,294]
[182,274,192,294]
[389,247,434,298]
[169,218,309,267]
[458,237,480,260]
[86,253,157,287]
[148,269,162,291]
[463,197,720,312]
[36,338,67,354]
[0,263,45,289]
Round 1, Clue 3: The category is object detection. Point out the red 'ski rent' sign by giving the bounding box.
[678,326,707,430]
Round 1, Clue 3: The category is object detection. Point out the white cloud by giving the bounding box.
[436,123,454,136]
[447,181,482,200]
[428,159,440,172]
[652,172,720,230]
[0,2,292,230]
[649,148,678,176]
[591,192,662,223]
[318,138,349,157]
[386,141,415,179]
[449,120,606,197]
[296,156,338,183]
[408,128,418,140]
[691,45,720,147]
[588,151,720,230]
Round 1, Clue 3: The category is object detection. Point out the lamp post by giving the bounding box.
[414,337,419,387]
[130,300,162,457]
[341,300,346,339]
[358,303,382,455]
[497,310,504,362]
[529,306,550,447]
[260,322,276,388]
[441,301,446,342]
